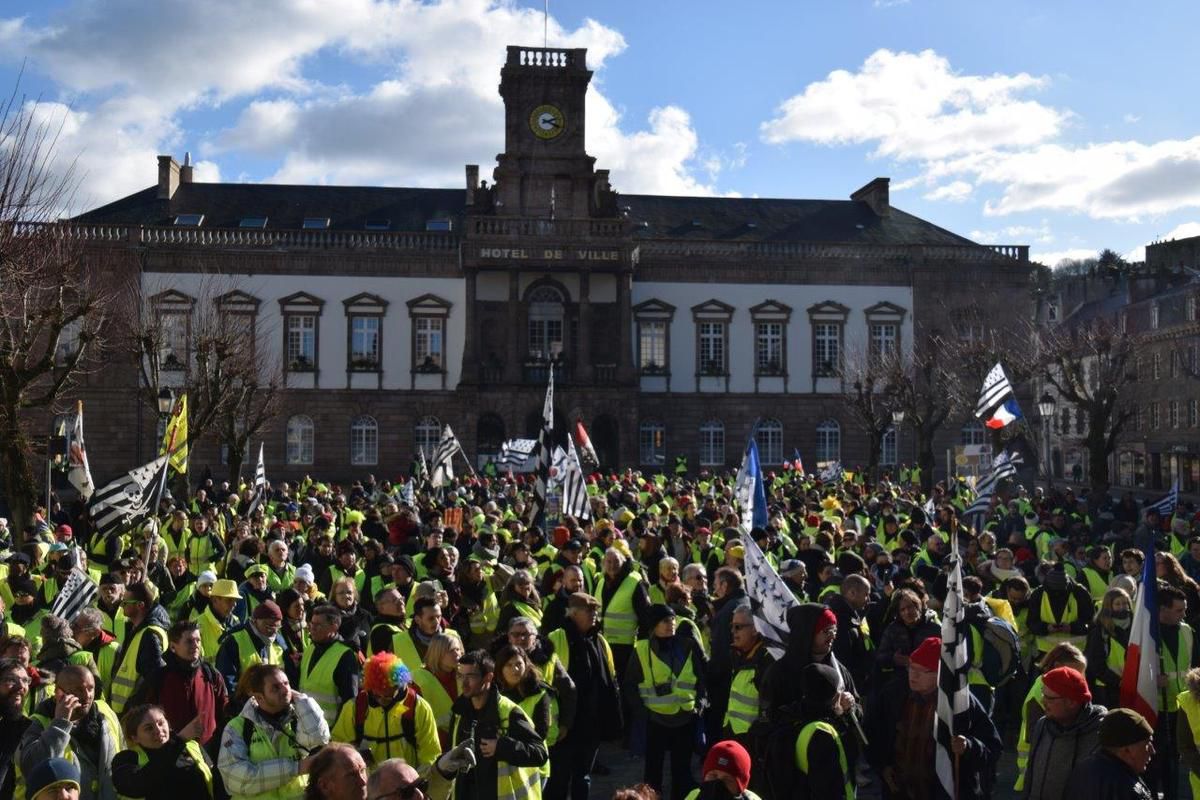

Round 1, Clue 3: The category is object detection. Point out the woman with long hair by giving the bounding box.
[275,587,308,684]
[1157,551,1200,627]
[495,569,543,634]
[411,632,463,748]
[1085,587,1132,708]
[330,577,371,655]
[874,588,940,683]
[494,644,557,785]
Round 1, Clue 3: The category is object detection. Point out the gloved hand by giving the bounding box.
[436,738,477,777]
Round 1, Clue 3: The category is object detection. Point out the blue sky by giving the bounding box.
[3,0,1199,263]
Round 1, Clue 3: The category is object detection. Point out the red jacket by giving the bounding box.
[138,651,227,745]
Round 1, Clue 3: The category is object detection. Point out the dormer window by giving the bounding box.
[173,214,204,226]
[239,217,268,228]
[303,217,330,230]
[425,219,453,232]
[364,219,391,231]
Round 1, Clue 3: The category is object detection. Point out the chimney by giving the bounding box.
[157,155,181,200]
[179,151,194,184]
[465,164,479,206]
[851,177,890,217]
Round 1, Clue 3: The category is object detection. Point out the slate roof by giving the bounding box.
[75,181,982,247]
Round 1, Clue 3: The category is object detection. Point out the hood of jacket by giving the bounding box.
[783,602,829,669]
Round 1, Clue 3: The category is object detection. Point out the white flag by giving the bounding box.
[67,407,95,500]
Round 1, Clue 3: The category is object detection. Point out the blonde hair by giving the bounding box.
[423,632,461,673]
[1039,641,1086,673]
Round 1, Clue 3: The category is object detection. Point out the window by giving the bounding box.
[239,217,268,228]
[408,294,452,378]
[1169,401,1180,429]
[870,323,898,358]
[279,292,325,374]
[815,420,841,464]
[961,420,986,445]
[56,318,82,365]
[414,416,441,460]
[1075,407,1086,435]
[1136,406,1144,432]
[173,214,204,226]
[957,321,985,343]
[758,419,784,465]
[1153,352,1161,380]
[699,420,725,466]
[640,321,668,372]
[1151,403,1160,430]
[302,217,330,230]
[159,312,190,371]
[287,315,317,369]
[1060,407,1070,436]
[1189,346,1198,376]
[1151,303,1160,330]
[216,291,260,361]
[699,322,726,374]
[364,219,391,231]
[814,324,840,376]
[286,415,314,465]
[750,300,791,377]
[1120,312,1128,334]
[1190,399,1198,428]
[350,416,379,465]
[350,317,380,369]
[692,300,734,377]
[1047,302,1059,322]
[881,427,897,466]
[1171,350,1179,378]
[1189,295,1198,323]
[527,286,565,360]
[639,421,666,466]
[633,300,676,376]
[425,219,453,232]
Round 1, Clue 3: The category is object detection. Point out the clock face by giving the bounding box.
[529,104,565,139]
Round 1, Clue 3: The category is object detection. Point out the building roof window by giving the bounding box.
[302,217,330,230]
[425,219,453,232]
[364,219,391,231]
[173,214,204,226]
[239,216,268,228]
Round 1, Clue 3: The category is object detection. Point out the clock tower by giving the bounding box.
[489,46,615,219]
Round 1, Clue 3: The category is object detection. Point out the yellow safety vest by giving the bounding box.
[1162,623,1195,712]
[299,641,352,724]
[450,694,543,800]
[232,627,285,672]
[1014,676,1045,791]
[412,667,455,737]
[511,599,544,630]
[599,572,642,645]
[94,638,121,689]
[547,627,617,678]
[110,624,169,715]
[15,699,123,800]
[469,589,500,638]
[518,686,559,779]
[266,564,296,594]
[1035,592,1084,654]
[1098,632,1127,687]
[226,714,308,800]
[132,740,213,799]
[1177,691,1200,799]
[724,661,761,734]
[634,639,697,716]
[1081,567,1109,603]
[795,720,854,800]
[330,689,441,770]
[329,565,367,595]
[198,606,232,663]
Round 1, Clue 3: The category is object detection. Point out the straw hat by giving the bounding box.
[210,579,242,600]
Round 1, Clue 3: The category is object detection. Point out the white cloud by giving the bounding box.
[1,0,722,208]
[968,221,1054,244]
[761,48,1200,222]
[923,180,972,202]
[1124,221,1200,262]
[1031,247,1097,267]
[1124,113,1141,124]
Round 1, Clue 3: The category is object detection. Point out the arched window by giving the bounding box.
[961,420,986,446]
[815,419,840,464]
[414,416,441,460]
[477,413,506,464]
[640,421,666,466]
[350,415,378,466]
[758,419,784,465]
[699,420,725,467]
[881,427,897,466]
[286,415,314,465]
[527,286,565,360]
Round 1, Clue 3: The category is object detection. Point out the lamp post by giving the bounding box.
[1038,392,1056,493]
[891,408,906,483]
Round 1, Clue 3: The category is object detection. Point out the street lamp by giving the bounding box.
[891,409,905,484]
[1038,392,1056,491]
[157,386,176,416]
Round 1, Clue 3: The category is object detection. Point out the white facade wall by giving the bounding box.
[142,273,466,390]
[631,282,914,393]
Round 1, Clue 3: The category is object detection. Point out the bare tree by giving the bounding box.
[839,343,900,483]
[0,83,118,534]
[882,342,960,494]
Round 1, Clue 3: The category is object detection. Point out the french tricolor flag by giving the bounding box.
[1120,534,1161,726]
[984,397,1023,429]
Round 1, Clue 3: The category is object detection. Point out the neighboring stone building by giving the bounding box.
[66,46,1033,484]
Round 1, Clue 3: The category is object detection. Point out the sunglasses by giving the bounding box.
[371,779,428,800]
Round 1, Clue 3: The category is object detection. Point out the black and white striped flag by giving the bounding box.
[964,449,1023,525]
[1145,479,1180,518]
[936,530,971,800]
[49,561,98,623]
[247,443,267,516]
[974,362,1014,418]
[430,425,464,488]
[741,535,799,659]
[552,438,590,520]
[89,456,169,540]
[497,439,538,470]
[533,367,555,525]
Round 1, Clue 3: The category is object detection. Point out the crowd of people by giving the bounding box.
[0,464,1196,800]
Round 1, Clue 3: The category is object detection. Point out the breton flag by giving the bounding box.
[89,456,169,540]
[246,444,267,516]
[964,449,1024,526]
[161,393,189,474]
[66,401,95,500]
[497,439,539,470]
[399,479,415,507]
[551,439,591,520]
[975,363,1022,429]
[1120,533,1161,726]
[49,560,98,623]
[574,419,600,471]
[741,534,799,659]
[735,439,769,534]
[818,461,843,483]
[532,366,555,525]
[935,530,971,800]
[1144,479,1180,519]
[430,425,465,488]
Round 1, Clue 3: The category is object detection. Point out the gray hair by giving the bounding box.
[72,608,104,632]
[367,759,419,797]
[681,563,706,583]
[508,616,536,634]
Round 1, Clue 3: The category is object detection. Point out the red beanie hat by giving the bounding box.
[813,608,838,636]
[702,740,752,793]
[1042,666,1091,705]
[910,636,942,672]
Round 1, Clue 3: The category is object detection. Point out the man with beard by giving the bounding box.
[136,620,227,747]
[541,564,584,635]
[18,665,122,800]
[0,657,31,800]
[108,581,169,716]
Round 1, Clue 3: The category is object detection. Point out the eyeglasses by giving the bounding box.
[370,778,428,800]
[121,599,143,606]
[0,675,30,688]
[730,623,754,631]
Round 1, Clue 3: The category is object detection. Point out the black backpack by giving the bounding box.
[748,706,806,800]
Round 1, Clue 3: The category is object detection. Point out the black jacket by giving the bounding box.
[1067,750,1152,800]
[112,736,211,800]
[449,684,549,800]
